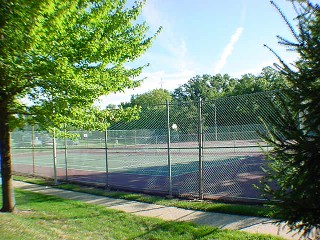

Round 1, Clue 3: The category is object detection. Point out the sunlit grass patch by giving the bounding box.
[0,188,283,240]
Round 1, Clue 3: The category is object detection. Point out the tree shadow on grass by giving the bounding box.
[128,220,220,240]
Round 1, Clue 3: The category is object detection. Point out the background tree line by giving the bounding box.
[109,66,286,132]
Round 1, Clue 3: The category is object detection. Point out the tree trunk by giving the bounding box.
[0,110,15,212]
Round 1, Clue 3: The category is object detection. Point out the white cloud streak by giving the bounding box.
[98,70,195,107]
[214,27,244,74]
[142,1,192,72]
[97,1,196,107]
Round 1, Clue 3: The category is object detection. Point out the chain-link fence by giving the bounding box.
[11,91,283,203]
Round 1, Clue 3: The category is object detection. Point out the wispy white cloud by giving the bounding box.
[98,70,195,107]
[230,60,275,77]
[142,1,192,72]
[97,1,197,107]
[141,1,163,31]
[230,53,299,78]
[141,70,195,90]
[213,27,244,74]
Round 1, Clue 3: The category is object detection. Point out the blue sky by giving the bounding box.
[99,0,309,107]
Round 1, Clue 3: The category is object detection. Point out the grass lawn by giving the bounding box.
[14,175,277,218]
[0,187,283,240]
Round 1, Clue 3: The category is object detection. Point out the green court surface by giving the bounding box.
[11,147,254,177]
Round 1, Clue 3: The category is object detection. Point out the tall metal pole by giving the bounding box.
[198,98,204,200]
[64,128,68,181]
[32,126,35,175]
[52,128,58,185]
[214,103,217,141]
[105,129,109,187]
[166,100,172,197]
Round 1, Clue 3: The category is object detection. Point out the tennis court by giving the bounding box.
[11,91,280,202]
[12,139,267,201]
[12,139,265,175]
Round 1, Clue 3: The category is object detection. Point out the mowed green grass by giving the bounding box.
[14,175,276,218]
[0,188,283,240]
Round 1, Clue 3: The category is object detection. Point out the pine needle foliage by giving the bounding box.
[260,0,320,236]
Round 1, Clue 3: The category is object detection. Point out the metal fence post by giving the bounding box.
[31,126,35,175]
[166,100,172,197]
[105,129,109,187]
[214,103,217,141]
[52,128,58,185]
[198,98,204,200]
[233,131,236,153]
[64,128,68,181]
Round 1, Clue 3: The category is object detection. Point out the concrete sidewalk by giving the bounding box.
[13,181,305,240]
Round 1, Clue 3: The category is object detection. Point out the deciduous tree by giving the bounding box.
[0,0,160,212]
[172,74,236,102]
[128,88,172,107]
[230,67,286,96]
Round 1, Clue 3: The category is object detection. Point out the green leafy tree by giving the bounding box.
[260,0,320,235]
[112,89,171,130]
[258,66,287,89]
[129,88,172,107]
[0,0,160,212]
[231,67,287,96]
[172,74,236,102]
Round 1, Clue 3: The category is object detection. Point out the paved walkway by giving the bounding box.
[13,181,306,240]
